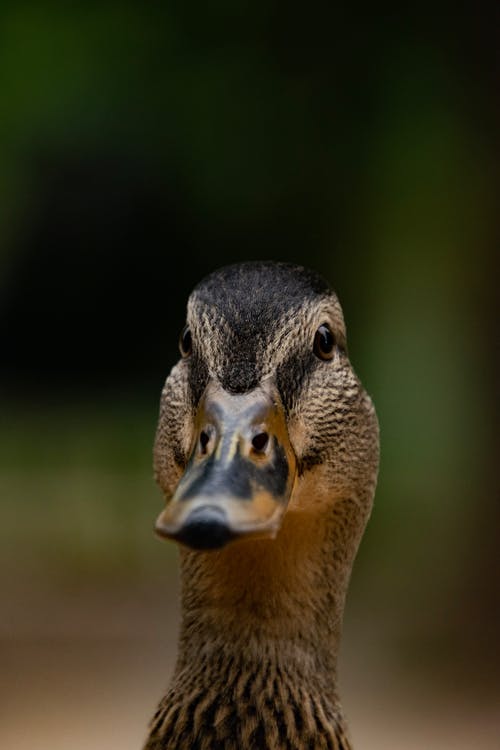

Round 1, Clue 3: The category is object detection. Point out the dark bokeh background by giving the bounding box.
[1,5,498,749]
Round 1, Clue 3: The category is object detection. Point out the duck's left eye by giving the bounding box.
[179,325,192,358]
[313,323,336,360]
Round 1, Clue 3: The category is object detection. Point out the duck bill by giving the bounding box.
[155,381,297,551]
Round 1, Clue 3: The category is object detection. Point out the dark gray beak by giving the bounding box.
[155,381,297,550]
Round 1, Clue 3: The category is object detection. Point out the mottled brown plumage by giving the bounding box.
[145,262,379,749]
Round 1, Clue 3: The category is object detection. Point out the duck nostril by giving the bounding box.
[199,430,210,454]
[251,432,269,453]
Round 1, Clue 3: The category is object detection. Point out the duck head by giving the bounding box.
[154,261,379,551]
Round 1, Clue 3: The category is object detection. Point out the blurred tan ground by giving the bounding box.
[2,581,499,750]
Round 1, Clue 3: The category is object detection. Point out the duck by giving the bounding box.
[144,261,379,750]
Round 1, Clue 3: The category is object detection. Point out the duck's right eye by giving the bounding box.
[179,325,192,358]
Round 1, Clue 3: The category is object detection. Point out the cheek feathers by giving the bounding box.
[287,361,367,477]
[154,362,194,494]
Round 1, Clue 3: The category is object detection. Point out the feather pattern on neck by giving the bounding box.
[144,505,364,749]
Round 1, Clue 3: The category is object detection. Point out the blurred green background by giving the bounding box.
[0,4,498,749]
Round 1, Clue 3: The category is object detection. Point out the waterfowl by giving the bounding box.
[145,261,379,750]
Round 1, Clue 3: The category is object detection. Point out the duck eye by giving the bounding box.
[313,323,335,360]
[179,325,192,358]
